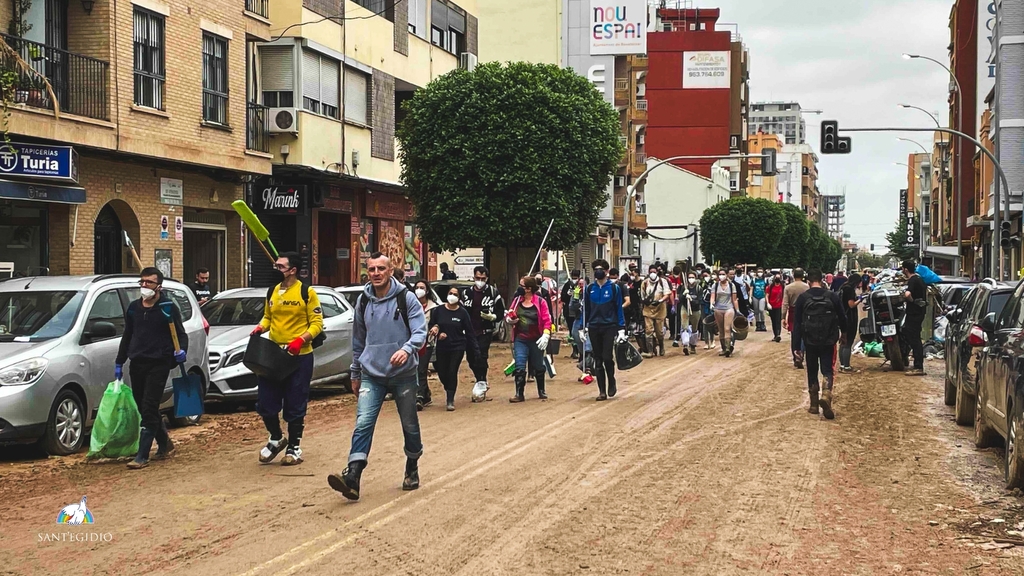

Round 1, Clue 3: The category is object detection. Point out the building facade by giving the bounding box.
[745,132,781,202]
[748,101,808,145]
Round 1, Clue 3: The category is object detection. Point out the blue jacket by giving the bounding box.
[584,280,625,328]
[351,278,427,381]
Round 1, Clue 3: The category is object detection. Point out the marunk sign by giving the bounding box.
[260,185,305,214]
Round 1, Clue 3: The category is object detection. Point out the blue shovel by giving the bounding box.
[160,301,204,419]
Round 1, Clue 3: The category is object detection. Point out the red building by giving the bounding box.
[646,8,734,178]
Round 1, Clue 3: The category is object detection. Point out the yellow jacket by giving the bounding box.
[258,282,325,355]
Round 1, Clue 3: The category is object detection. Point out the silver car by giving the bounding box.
[204,286,354,402]
[0,275,210,455]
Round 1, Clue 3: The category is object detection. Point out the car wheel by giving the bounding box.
[974,383,999,449]
[40,389,86,455]
[1007,400,1024,489]
[944,370,957,406]
[954,374,976,426]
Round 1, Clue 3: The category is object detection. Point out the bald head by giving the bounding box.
[367,252,393,293]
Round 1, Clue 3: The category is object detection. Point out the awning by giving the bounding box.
[924,245,959,258]
[0,178,86,204]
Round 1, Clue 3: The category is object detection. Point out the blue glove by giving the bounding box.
[114,364,123,381]
[174,350,187,364]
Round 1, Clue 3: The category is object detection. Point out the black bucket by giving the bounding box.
[243,335,299,382]
[546,339,561,355]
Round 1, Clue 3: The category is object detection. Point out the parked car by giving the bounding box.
[0,275,209,455]
[336,283,441,310]
[204,286,354,402]
[938,282,975,312]
[972,278,1024,488]
[943,279,1014,422]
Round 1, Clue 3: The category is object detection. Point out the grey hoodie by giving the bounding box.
[351,278,427,381]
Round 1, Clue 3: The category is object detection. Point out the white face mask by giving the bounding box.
[474,280,486,289]
[688,277,696,283]
[415,288,427,299]
[649,272,658,281]
[447,294,460,305]
[140,287,156,300]
[718,275,727,282]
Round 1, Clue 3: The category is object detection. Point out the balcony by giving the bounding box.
[614,77,629,106]
[629,55,649,70]
[632,99,648,121]
[1,34,109,121]
[246,102,271,153]
[633,152,646,170]
[246,0,269,18]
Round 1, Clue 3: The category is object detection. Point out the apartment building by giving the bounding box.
[252,0,479,286]
[0,0,272,289]
[748,101,807,145]
[745,132,779,202]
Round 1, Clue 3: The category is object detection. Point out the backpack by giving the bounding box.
[801,292,838,347]
[266,282,326,349]
[568,281,583,316]
[357,286,411,335]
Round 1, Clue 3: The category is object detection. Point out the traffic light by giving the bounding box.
[870,244,875,251]
[1001,221,1012,248]
[820,120,852,154]
[762,147,777,176]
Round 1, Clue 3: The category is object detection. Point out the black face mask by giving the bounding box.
[594,269,607,280]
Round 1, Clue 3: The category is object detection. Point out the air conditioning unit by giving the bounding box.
[268,108,298,134]
[615,176,626,187]
[459,52,478,71]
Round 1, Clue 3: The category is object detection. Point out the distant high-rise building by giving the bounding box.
[822,193,847,240]
[749,102,808,145]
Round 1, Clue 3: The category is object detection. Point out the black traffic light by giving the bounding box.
[1001,221,1012,248]
[821,120,852,154]
[762,147,777,176]
[870,244,875,251]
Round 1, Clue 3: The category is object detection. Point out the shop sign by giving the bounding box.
[0,178,85,204]
[683,51,731,89]
[589,0,647,56]
[365,191,409,220]
[0,142,78,183]
[323,185,353,213]
[160,178,183,206]
[259,185,306,214]
[899,189,908,222]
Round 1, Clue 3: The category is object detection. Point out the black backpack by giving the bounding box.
[802,292,837,346]
[357,287,411,335]
[265,281,326,349]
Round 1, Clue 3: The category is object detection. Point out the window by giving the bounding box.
[301,50,340,119]
[408,0,427,37]
[430,0,466,55]
[202,33,229,125]
[998,283,1024,329]
[84,290,125,342]
[344,68,369,125]
[319,295,344,318]
[133,8,165,109]
[261,46,295,108]
[354,0,384,12]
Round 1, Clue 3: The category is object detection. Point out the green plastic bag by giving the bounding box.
[87,380,141,459]
[864,341,883,358]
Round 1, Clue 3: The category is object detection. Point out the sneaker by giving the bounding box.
[126,459,148,470]
[672,341,680,348]
[642,352,654,358]
[152,439,175,461]
[446,401,455,411]
[724,347,732,358]
[773,336,782,343]
[905,368,926,376]
[259,436,288,464]
[281,447,303,466]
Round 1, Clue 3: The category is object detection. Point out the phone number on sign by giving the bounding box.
[688,71,726,77]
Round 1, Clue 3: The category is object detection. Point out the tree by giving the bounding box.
[397,62,623,295]
[855,251,888,269]
[768,203,810,268]
[885,213,917,262]
[699,197,785,267]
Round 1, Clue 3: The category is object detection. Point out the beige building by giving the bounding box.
[746,132,781,202]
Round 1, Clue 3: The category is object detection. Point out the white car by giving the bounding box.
[335,284,440,310]
[203,286,354,402]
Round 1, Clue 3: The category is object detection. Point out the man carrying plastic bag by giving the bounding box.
[87,380,141,460]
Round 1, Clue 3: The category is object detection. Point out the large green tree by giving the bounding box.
[885,213,918,262]
[699,197,785,267]
[397,62,622,293]
[768,203,810,268]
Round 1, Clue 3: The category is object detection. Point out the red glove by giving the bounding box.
[250,325,265,337]
[286,337,305,355]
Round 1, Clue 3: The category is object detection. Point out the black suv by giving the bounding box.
[944,280,1014,425]
[973,278,1024,488]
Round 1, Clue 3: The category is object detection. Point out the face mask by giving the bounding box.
[649,272,658,281]
[415,288,427,299]
[594,269,607,280]
[141,287,156,300]
[718,275,727,282]
[474,280,486,289]
[447,294,459,305]
[688,277,696,283]
[757,273,763,278]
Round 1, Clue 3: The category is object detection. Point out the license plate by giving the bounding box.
[881,324,896,337]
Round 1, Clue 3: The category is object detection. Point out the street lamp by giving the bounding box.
[899,103,947,247]
[897,137,929,154]
[903,53,964,275]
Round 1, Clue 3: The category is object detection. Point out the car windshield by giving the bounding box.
[203,297,265,326]
[0,290,85,341]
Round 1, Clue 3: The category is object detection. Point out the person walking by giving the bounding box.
[766,271,785,343]
[838,272,863,373]
[641,265,672,357]
[667,266,685,347]
[328,253,427,500]
[429,286,480,411]
[682,270,701,355]
[782,268,810,369]
[507,277,553,402]
[830,270,848,292]
[583,259,627,400]
[190,267,215,306]
[460,266,504,386]
[116,267,188,470]
[712,269,740,357]
[700,273,716,350]
[439,262,457,280]
[249,252,324,466]
[751,268,768,332]
[793,269,847,420]
[561,270,584,359]
[901,260,928,376]
[414,279,438,410]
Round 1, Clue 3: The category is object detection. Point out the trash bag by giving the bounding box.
[916,264,942,285]
[471,381,489,403]
[615,340,643,371]
[864,341,884,358]
[933,315,948,343]
[87,380,140,460]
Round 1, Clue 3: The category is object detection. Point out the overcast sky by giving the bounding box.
[707,0,954,252]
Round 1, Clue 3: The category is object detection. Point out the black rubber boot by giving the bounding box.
[328,460,366,501]
[536,370,547,400]
[509,370,526,403]
[403,458,419,491]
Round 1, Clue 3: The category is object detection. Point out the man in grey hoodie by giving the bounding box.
[328,253,427,500]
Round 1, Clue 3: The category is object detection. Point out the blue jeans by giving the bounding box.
[513,338,545,374]
[348,373,422,464]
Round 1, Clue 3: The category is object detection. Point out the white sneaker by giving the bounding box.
[259,436,288,463]
[281,447,303,466]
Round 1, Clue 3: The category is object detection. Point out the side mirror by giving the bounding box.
[980,312,996,333]
[87,321,117,340]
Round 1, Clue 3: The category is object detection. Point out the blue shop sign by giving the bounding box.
[0,142,78,183]
[0,178,86,204]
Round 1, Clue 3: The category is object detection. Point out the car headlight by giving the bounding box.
[0,358,49,386]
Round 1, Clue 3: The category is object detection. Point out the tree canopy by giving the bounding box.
[885,213,918,262]
[769,203,810,268]
[397,62,623,254]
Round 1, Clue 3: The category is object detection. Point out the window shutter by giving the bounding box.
[344,68,368,124]
[431,0,447,30]
[321,58,339,108]
[448,7,465,33]
[302,50,321,101]
[261,46,293,92]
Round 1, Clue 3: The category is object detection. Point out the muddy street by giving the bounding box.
[3,332,1024,575]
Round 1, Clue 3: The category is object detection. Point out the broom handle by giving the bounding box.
[167,320,187,377]
[250,230,276,264]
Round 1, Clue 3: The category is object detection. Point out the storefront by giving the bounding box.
[359,190,425,283]
[312,184,354,287]
[248,179,310,287]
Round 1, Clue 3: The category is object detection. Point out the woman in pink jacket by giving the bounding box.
[506,276,553,403]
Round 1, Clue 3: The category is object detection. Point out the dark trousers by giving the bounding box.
[589,324,618,395]
[667,306,681,340]
[769,308,783,338]
[903,314,925,370]
[565,313,579,355]
[257,353,314,423]
[417,345,434,402]
[129,357,173,458]
[434,349,465,402]
[804,343,837,392]
[470,333,492,381]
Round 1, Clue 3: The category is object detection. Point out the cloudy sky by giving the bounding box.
[707,0,955,251]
